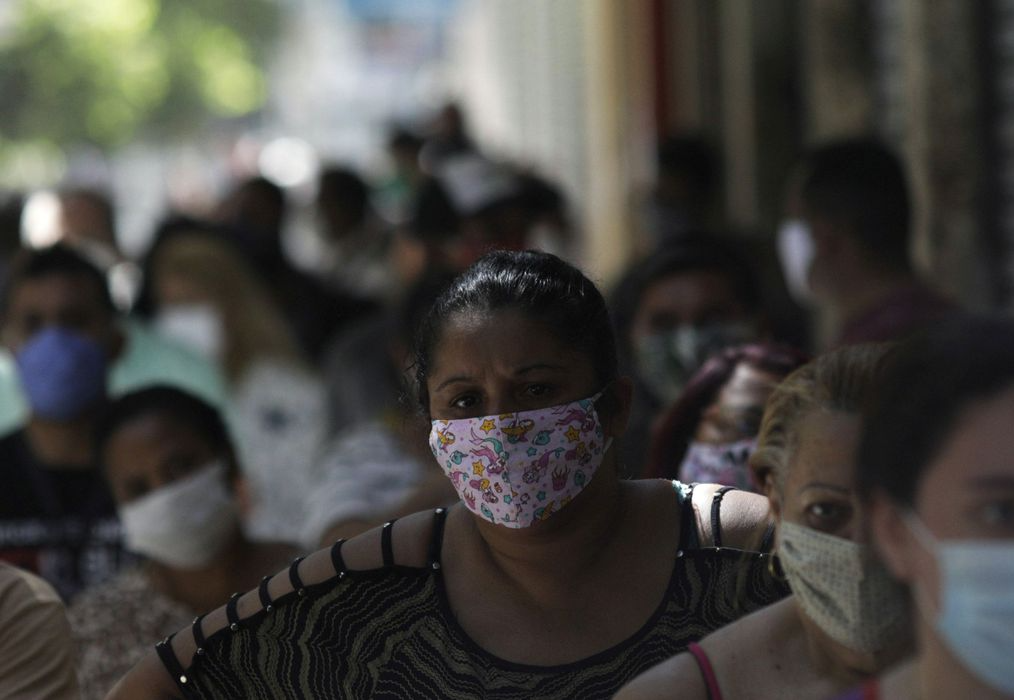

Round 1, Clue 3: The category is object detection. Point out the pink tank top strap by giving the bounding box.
[687,642,723,700]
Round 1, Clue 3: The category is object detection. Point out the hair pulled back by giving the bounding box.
[413,250,617,414]
[857,314,1014,505]
[750,343,887,493]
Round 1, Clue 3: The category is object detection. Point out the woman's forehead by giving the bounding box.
[429,309,592,379]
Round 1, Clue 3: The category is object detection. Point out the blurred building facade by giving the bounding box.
[452,0,1005,311]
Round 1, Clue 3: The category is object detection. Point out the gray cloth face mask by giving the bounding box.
[778,520,910,653]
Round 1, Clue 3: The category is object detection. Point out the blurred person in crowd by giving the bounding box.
[0,245,129,599]
[316,165,394,301]
[324,177,465,434]
[69,386,298,700]
[646,343,807,486]
[374,126,427,225]
[850,315,1014,700]
[419,101,476,172]
[109,250,785,699]
[141,230,327,546]
[217,178,376,361]
[776,138,953,347]
[618,344,912,700]
[436,152,532,264]
[0,191,24,283]
[56,186,143,311]
[0,562,79,699]
[57,186,118,253]
[645,135,723,249]
[611,238,766,477]
[515,171,576,261]
[308,272,458,545]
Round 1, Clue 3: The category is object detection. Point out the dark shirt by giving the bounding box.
[836,283,954,346]
[158,487,788,699]
[0,430,127,600]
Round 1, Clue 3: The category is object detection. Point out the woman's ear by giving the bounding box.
[869,491,916,582]
[766,476,782,520]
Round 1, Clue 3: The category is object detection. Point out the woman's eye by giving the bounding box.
[525,383,551,397]
[451,394,479,409]
[979,499,1014,529]
[804,502,853,532]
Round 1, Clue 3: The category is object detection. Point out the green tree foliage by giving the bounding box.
[0,0,279,151]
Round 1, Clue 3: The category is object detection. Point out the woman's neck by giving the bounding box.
[914,625,1008,700]
[470,462,627,604]
[25,414,100,468]
[797,607,897,687]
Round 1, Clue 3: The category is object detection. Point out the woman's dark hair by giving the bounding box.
[610,236,762,361]
[857,314,1014,505]
[413,250,617,413]
[646,343,809,479]
[2,243,115,319]
[95,385,238,481]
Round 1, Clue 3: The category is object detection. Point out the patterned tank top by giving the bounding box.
[157,483,786,699]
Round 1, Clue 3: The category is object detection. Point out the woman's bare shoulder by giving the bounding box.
[688,483,774,550]
[106,652,182,700]
[107,507,449,697]
[613,651,709,700]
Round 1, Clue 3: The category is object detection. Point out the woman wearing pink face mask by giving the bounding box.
[646,343,808,489]
[109,251,786,700]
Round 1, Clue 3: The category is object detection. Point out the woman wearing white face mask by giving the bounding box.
[850,316,1014,700]
[617,344,912,700]
[67,386,297,700]
[140,230,328,546]
[107,251,787,699]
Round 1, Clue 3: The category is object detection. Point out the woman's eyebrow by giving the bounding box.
[434,375,473,392]
[515,363,567,375]
[799,482,851,495]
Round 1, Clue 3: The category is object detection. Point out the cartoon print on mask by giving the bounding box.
[434,425,456,450]
[468,430,509,474]
[551,466,570,491]
[523,448,565,484]
[429,391,613,529]
[502,418,536,443]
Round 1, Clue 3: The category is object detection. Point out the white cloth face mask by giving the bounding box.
[118,461,239,569]
[778,520,910,653]
[905,513,1014,695]
[776,219,816,305]
[154,303,225,363]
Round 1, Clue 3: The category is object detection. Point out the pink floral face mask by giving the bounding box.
[429,391,612,528]
[678,438,758,491]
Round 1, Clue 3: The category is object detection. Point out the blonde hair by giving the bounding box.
[749,343,888,493]
[152,233,304,382]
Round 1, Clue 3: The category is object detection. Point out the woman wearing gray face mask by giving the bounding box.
[67,386,298,700]
[617,344,913,700]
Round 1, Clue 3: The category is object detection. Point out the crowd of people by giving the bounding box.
[0,108,1009,700]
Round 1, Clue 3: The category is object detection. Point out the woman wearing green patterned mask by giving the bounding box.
[617,344,912,700]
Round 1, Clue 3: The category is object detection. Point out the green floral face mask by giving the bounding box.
[634,321,754,403]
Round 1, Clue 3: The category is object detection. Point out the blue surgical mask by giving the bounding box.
[905,512,1014,695]
[15,327,107,421]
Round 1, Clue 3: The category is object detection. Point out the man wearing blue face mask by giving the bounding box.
[0,245,130,600]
